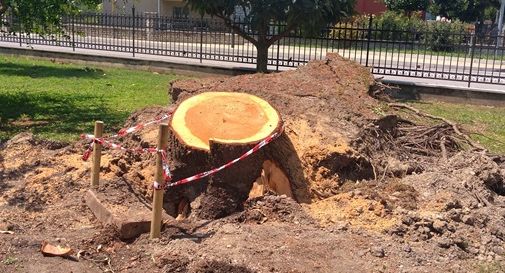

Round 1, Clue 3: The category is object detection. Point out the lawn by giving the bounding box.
[0,55,178,142]
[409,101,505,155]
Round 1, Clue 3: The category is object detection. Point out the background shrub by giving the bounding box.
[422,20,469,52]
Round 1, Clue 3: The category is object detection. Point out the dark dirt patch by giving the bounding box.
[191,260,256,273]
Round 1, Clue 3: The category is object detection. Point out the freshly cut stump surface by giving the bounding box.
[168,92,291,219]
[171,92,280,150]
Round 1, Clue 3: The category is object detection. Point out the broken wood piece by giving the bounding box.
[40,241,73,257]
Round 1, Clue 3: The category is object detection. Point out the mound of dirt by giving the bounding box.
[164,54,378,217]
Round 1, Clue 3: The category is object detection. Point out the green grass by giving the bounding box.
[409,101,505,154]
[0,55,179,142]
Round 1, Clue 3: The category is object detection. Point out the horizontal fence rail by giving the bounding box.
[1,11,505,86]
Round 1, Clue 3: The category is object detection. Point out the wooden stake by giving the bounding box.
[91,121,104,187]
[150,123,169,239]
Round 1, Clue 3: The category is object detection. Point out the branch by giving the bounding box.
[0,0,7,17]
[267,24,296,45]
[214,13,258,46]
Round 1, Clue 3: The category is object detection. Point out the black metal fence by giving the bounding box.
[1,11,505,87]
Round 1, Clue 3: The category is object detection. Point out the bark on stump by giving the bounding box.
[167,92,300,219]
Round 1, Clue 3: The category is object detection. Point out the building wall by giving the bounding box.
[355,0,387,15]
[102,0,204,17]
[102,0,157,15]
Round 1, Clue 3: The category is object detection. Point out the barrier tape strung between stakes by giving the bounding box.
[80,113,283,191]
[80,113,172,161]
[80,113,173,178]
[109,113,172,139]
[81,134,161,155]
[153,126,284,190]
[81,135,173,181]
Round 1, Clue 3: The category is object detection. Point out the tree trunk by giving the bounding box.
[256,42,269,73]
[255,27,270,73]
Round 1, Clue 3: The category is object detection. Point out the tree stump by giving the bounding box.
[167,92,306,219]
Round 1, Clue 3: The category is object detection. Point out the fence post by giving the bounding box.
[276,24,281,72]
[200,16,203,63]
[150,124,169,239]
[468,33,476,88]
[365,15,373,67]
[132,6,136,57]
[91,121,104,187]
[18,18,22,47]
[71,15,76,51]
[231,16,235,49]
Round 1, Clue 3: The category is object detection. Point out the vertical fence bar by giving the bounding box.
[200,16,203,63]
[365,15,373,67]
[18,17,22,47]
[71,14,76,51]
[276,23,281,71]
[132,6,136,57]
[276,39,281,71]
[468,33,476,87]
[231,16,235,49]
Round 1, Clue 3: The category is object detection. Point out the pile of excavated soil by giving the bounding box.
[1,54,505,272]
[168,53,378,204]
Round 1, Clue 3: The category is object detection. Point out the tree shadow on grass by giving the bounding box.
[0,61,104,79]
[0,91,126,142]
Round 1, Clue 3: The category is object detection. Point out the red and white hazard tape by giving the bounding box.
[81,134,161,154]
[109,113,171,139]
[153,127,284,190]
[80,112,282,191]
[80,112,173,179]
[80,112,172,161]
[81,134,172,180]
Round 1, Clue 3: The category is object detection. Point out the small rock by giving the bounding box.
[387,224,407,236]
[357,249,368,257]
[334,221,349,231]
[402,245,412,253]
[355,207,364,215]
[462,215,475,226]
[418,226,431,235]
[446,223,456,233]
[437,237,453,249]
[432,220,447,233]
[370,246,385,258]
[447,209,462,222]
[468,247,480,255]
[401,216,414,226]
[444,200,462,211]
[493,246,505,256]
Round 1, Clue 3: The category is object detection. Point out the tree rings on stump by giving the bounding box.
[168,92,305,219]
[171,92,280,151]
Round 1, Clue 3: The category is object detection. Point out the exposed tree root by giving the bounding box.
[388,103,485,151]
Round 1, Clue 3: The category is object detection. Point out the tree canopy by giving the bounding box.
[384,0,430,14]
[0,0,100,33]
[186,0,355,72]
[429,0,500,22]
